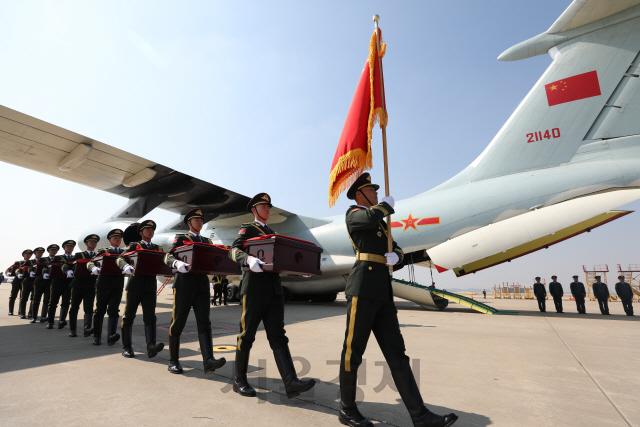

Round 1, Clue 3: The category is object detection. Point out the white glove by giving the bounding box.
[43,273,50,279]
[6,272,11,277]
[385,252,400,266]
[122,264,135,275]
[67,271,74,278]
[247,256,265,273]
[91,267,101,275]
[381,196,395,208]
[173,260,190,273]
[17,274,23,279]
[30,271,36,277]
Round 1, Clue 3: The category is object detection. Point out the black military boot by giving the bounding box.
[58,306,68,329]
[339,369,372,427]
[168,334,183,374]
[145,324,164,359]
[391,360,458,427]
[273,345,316,399]
[8,299,15,315]
[121,326,134,358]
[40,304,48,322]
[68,310,77,337]
[30,303,40,323]
[83,314,93,337]
[46,321,54,329]
[233,350,257,397]
[106,317,120,346]
[92,316,103,345]
[199,330,226,374]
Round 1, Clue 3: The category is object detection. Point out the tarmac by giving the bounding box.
[0,284,638,427]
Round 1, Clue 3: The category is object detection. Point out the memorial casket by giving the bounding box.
[34,262,48,277]
[171,242,241,275]
[242,235,322,276]
[93,254,122,276]
[72,259,91,277]
[124,249,173,276]
[47,263,67,279]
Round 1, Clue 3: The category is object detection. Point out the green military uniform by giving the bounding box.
[46,241,76,329]
[68,235,100,337]
[592,277,610,315]
[338,173,457,427]
[8,250,32,316]
[615,276,634,316]
[31,246,58,323]
[163,209,225,375]
[87,229,125,345]
[117,220,165,358]
[229,193,315,399]
[5,260,22,315]
[19,253,39,319]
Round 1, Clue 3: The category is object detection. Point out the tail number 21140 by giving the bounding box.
[527,128,560,143]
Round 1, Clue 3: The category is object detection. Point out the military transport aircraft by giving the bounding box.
[2,0,640,309]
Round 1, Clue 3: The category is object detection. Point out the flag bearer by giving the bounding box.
[163,209,226,375]
[67,235,100,337]
[228,195,316,399]
[46,240,76,329]
[337,174,457,427]
[116,220,165,359]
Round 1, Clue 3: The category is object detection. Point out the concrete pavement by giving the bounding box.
[0,285,637,426]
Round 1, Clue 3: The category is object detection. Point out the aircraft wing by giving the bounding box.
[0,104,291,223]
[547,0,640,34]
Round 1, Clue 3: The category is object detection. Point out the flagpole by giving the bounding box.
[373,14,393,273]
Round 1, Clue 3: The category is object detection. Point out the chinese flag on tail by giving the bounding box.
[328,29,387,207]
[545,70,601,106]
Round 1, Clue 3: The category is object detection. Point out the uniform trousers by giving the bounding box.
[340,296,409,375]
[33,278,51,318]
[169,277,211,337]
[19,278,35,315]
[236,293,288,352]
[8,278,23,312]
[70,279,96,321]
[536,297,546,312]
[597,297,609,315]
[47,279,72,320]
[94,284,124,319]
[122,278,157,328]
[574,297,586,314]
[621,297,634,316]
[552,296,563,312]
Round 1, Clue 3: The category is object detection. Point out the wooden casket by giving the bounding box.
[171,242,241,275]
[33,262,48,277]
[93,254,122,276]
[47,263,67,279]
[72,259,91,277]
[124,249,173,276]
[242,235,322,276]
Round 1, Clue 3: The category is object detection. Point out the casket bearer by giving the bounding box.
[86,229,125,346]
[163,208,226,375]
[31,244,58,323]
[19,248,41,319]
[228,193,316,399]
[338,173,457,427]
[116,220,165,359]
[9,249,33,316]
[45,240,76,329]
[67,235,100,337]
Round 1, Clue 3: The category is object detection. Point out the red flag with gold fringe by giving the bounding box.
[328,29,387,207]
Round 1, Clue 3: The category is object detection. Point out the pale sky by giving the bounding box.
[1,1,638,290]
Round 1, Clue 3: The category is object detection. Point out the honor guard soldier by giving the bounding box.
[45,240,76,329]
[116,220,165,359]
[338,174,457,427]
[592,276,610,315]
[229,194,317,400]
[19,248,41,319]
[67,235,100,337]
[533,277,546,312]
[7,249,33,315]
[615,275,634,316]
[570,275,587,314]
[86,229,125,345]
[548,276,564,313]
[32,244,59,323]
[163,208,226,375]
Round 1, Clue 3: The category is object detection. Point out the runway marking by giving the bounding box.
[543,315,633,427]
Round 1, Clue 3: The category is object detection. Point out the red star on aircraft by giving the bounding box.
[400,213,420,231]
